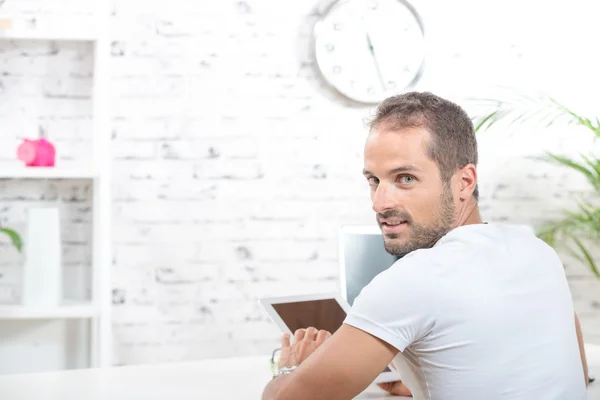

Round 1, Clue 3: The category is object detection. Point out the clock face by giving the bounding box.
[314,0,425,104]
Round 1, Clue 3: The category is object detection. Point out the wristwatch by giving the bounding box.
[272,366,297,379]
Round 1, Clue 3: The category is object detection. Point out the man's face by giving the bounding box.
[363,125,457,257]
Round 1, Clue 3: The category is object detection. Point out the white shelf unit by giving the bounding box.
[0,167,97,179]
[0,14,97,41]
[0,1,112,371]
[0,302,98,320]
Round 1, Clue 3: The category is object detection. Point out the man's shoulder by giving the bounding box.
[350,248,437,317]
[437,223,537,243]
[379,248,439,283]
[433,223,544,253]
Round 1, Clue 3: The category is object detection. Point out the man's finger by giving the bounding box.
[389,381,412,397]
[305,327,318,341]
[377,383,392,392]
[294,328,306,343]
[316,330,331,345]
[281,333,291,349]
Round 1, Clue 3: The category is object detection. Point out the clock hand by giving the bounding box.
[364,29,387,92]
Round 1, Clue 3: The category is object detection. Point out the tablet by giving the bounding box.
[259,292,401,384]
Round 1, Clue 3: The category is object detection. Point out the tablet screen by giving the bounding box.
[272,299,346,334]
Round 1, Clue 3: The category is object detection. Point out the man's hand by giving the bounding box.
[263,324,399,400]
[278,327,332,368]
[377,381,412,397]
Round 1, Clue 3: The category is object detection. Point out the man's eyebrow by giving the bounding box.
[363,165,423,176]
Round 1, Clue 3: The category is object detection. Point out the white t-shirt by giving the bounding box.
[344,223,586,400]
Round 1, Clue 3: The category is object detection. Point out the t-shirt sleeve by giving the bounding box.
[343,251,436,352]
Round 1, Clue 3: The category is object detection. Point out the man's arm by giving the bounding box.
[262,324,398,400]
[574,312,589,387]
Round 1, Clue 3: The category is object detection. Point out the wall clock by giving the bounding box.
[313,0,426,104]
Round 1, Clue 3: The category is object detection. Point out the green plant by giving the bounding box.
[1,226,22,253]
[474,93,600,279]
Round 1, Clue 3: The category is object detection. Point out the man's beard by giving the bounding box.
[378,187,456,257]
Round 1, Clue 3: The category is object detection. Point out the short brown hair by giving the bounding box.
[368,91,479,200]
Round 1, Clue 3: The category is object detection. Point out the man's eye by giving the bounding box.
[367,177,379,186]
[398,175,415,184]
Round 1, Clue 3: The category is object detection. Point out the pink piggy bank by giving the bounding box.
[17,138,56,167]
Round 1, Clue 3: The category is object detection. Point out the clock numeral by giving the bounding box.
[367,87,375,94]
[333,23,342,31]
[325,43,335,52]
[332,66,342,74]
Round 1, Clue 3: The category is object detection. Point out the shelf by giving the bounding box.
[0,15,97,42]
[0,167,97,179]
[0,301,98,320]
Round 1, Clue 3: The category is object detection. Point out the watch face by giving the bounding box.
[314,0,425,104]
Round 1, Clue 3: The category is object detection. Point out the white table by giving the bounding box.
[0,344,598,399]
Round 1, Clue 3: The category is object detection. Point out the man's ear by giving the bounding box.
[457,164,477,201]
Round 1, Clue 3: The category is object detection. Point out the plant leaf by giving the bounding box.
[549,98,600,137]
[580,154,600,189]
[0,227,22,252]
[474,111,498,132]
[472,93,597,134]
[541,152,600,190]
[568,234,600,278]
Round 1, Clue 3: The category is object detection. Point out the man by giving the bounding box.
[262,92,589,400]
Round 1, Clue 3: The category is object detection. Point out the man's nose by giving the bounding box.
[372,183,397,214]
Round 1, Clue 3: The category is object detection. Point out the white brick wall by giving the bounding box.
[0,0,599,367]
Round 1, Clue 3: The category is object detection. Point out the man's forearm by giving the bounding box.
[574,313,589,387]
[262,374,292,400]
